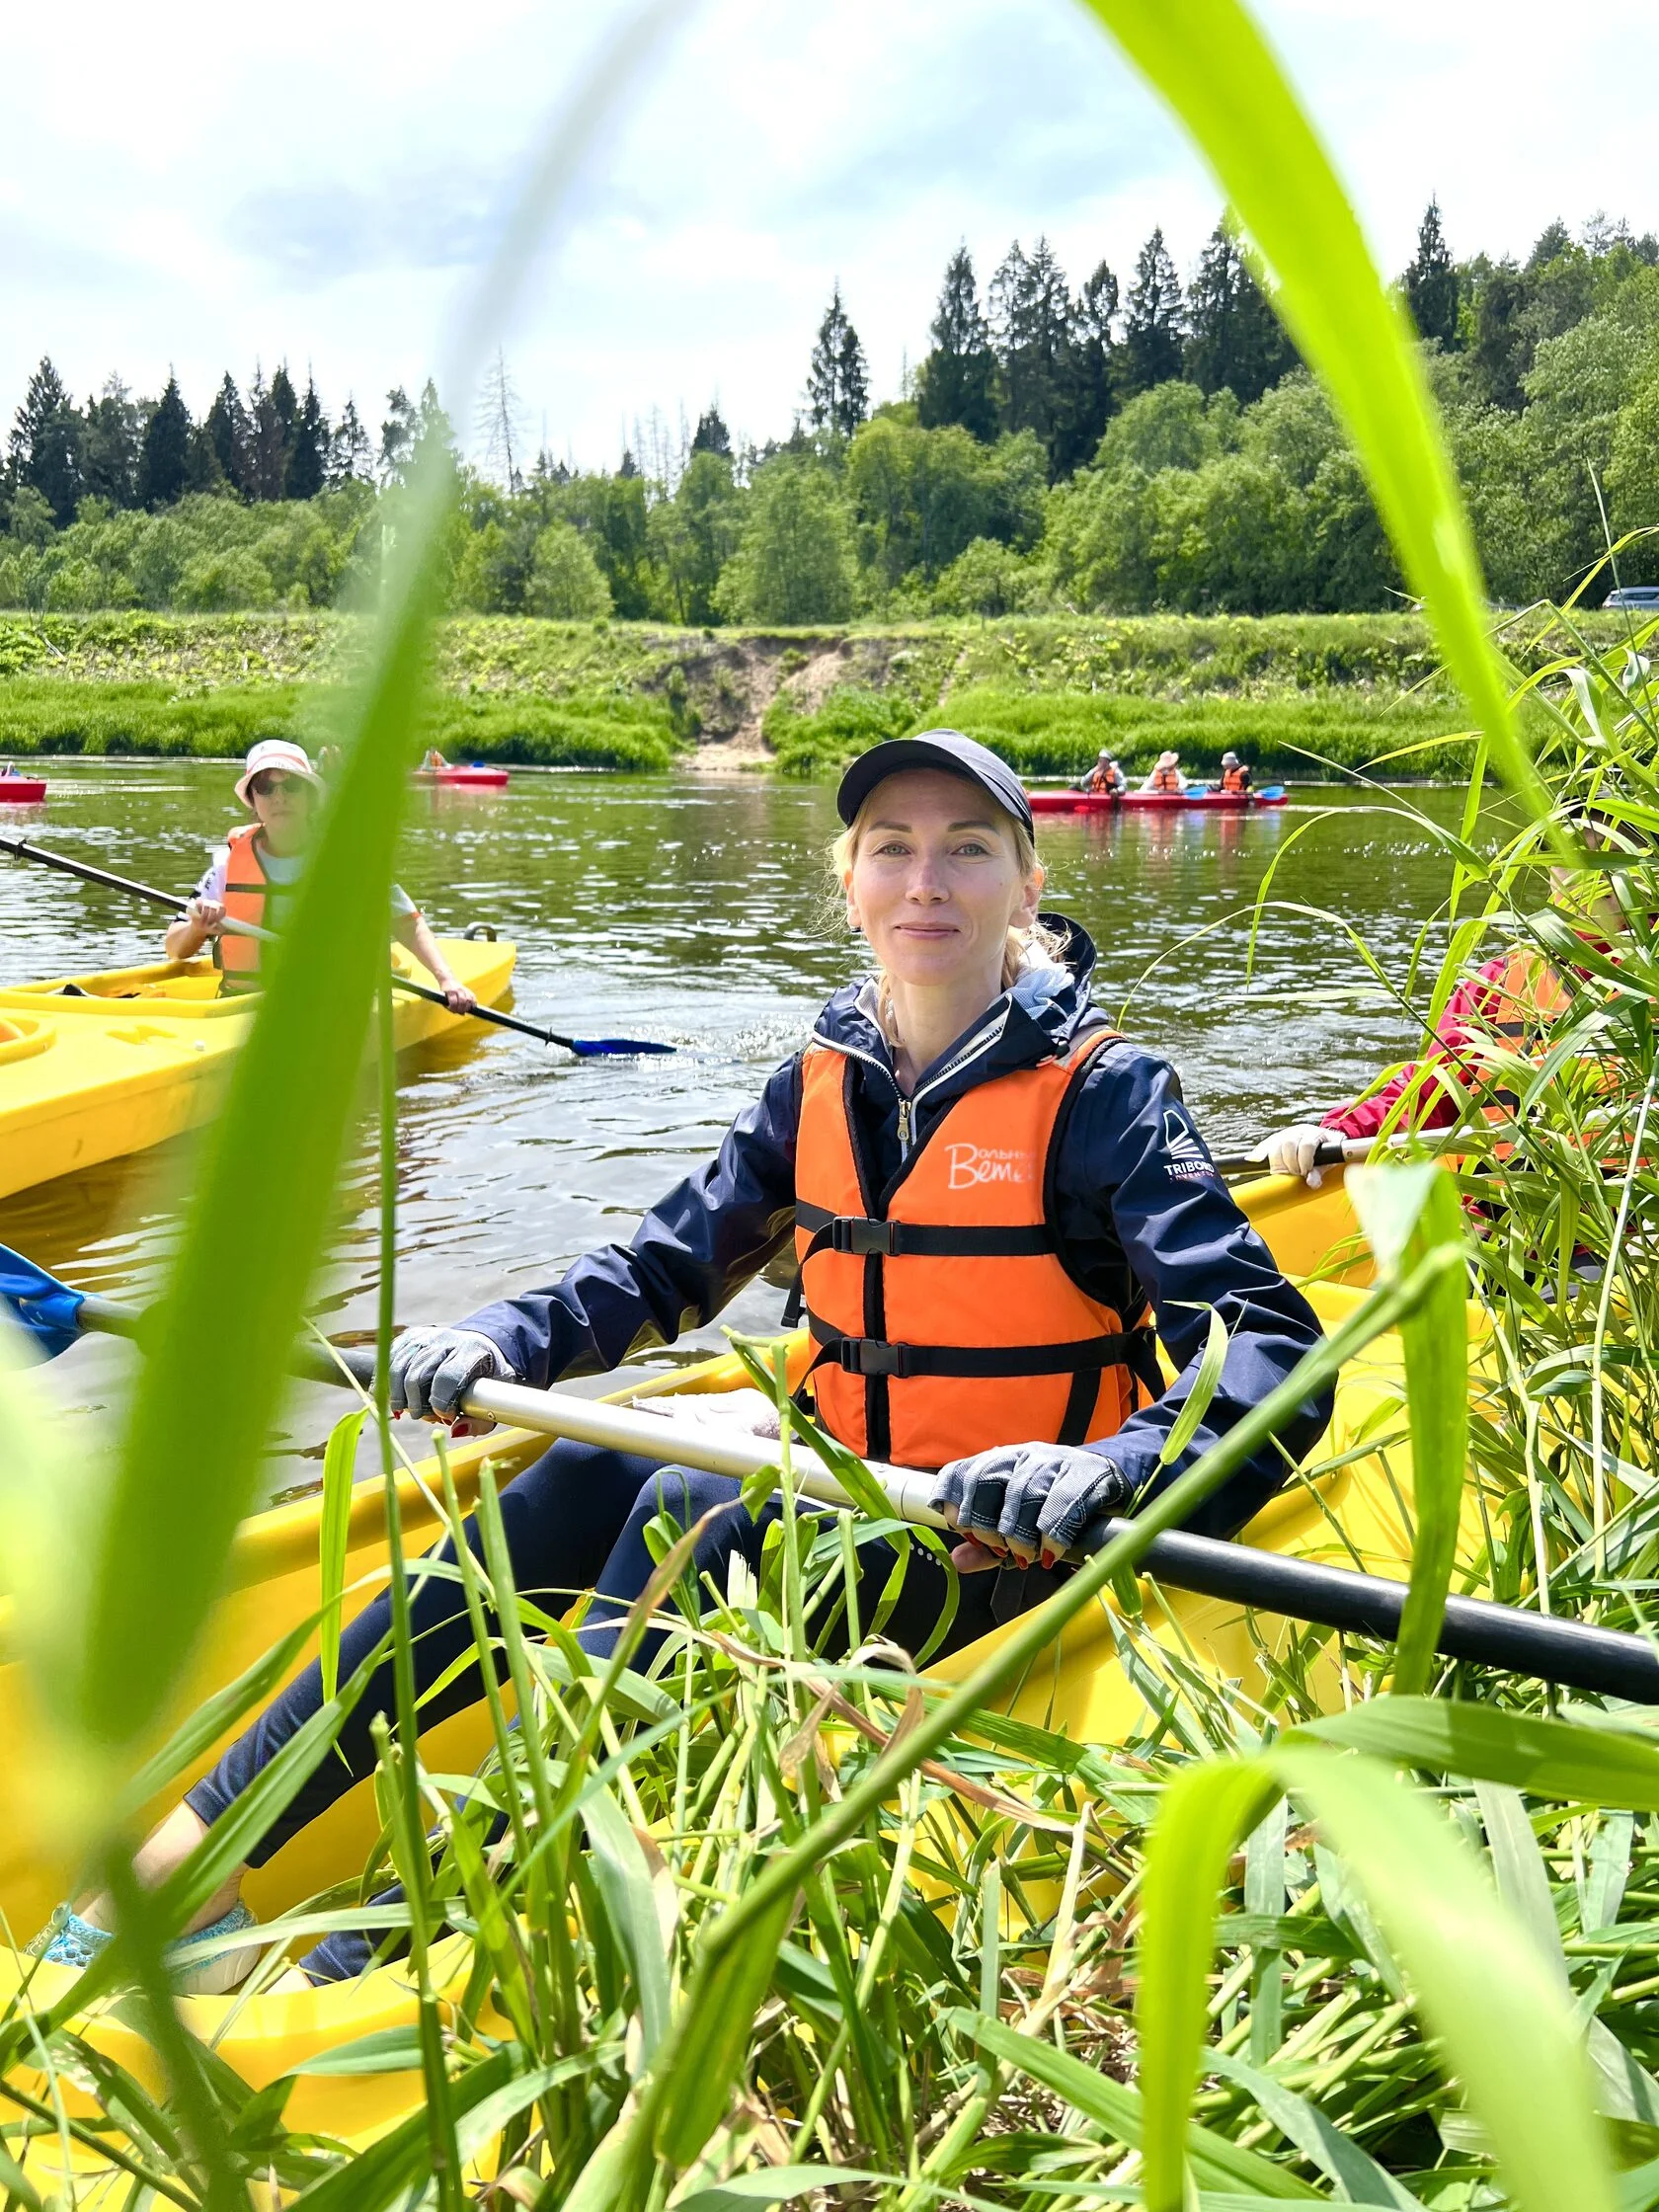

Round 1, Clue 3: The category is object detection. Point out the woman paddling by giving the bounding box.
[165,737,478,1013]
[37,730,1330,1987]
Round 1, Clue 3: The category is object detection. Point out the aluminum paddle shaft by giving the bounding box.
[45,1274,1659,1703]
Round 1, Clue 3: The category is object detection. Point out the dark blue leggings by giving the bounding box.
[186,1440,1016,1978]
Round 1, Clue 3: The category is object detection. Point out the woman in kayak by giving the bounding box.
[39,730,1331,1987]
[164,737,477,1013]
[1143,750,1187,794]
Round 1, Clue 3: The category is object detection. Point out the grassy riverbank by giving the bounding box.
[0,608,1581,779]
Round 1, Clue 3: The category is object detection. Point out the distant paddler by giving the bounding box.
[1143,749,1187,795]
[165,738,477,1013]
[1073,747,1127,797]
[1219,750,1252,795]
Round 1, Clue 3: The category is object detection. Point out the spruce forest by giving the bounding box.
[6,203,1659,625]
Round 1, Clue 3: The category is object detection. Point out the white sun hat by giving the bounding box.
[234,738,323,811]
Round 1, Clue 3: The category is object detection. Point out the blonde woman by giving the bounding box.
[40,732,1328,1985]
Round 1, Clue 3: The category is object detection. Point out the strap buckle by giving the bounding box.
[830,1216,902,1256]
[837,1336,912,1377]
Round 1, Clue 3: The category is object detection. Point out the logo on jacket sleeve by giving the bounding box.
[946,1143,1035,1189]
[1160,1107,1216,1182]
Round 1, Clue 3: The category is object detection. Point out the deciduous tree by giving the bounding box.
[718,457,856,623]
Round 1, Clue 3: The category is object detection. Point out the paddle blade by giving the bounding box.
[0,1242,84,1359]
[570,1037,677,1058]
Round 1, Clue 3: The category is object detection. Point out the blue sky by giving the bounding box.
[3,0,1654,474]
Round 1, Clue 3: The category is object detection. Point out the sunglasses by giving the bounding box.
[251,772,310,798]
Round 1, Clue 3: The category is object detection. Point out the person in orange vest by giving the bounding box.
[1259,813,1631,1182]
[39,731,1330,1986]
[1142,750,1186,794]
[164,737,476,1011]
[1074,747,1127,796]
[1219,751,1252,795]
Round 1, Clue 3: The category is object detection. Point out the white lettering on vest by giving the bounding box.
[945,1143,1034,1190]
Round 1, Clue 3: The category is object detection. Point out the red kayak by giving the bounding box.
[0,776,46,804]
[413,764,510,790]
[1029,782,1287,815]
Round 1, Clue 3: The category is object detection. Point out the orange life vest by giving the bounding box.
[216,825,271,988]
[1220,765,1248,794]
[793,1029,1159,1469]
[1149,765,1182,793]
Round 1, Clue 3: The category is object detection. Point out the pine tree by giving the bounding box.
[81,375,141,508]
[1404,199,1460,348]
[205,374,252,496]
[136,374,191,509]
[806,284,869,440]
[691,405,732,456]
[8,357,83,525]
[476,350,524,492]
[285,374,329,499]
[380,386,418,483]
[1185,219,1296,403]
[990,237,1075,477]
[329,396,373,484]
[1121,229,1185,395]
[248,364,289,500]
[1059,259,1119,472]
[916,246,998,443]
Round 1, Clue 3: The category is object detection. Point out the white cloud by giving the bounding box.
[1,0,1654,470]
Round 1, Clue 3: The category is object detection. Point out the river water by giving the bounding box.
[0,760,1468,1492]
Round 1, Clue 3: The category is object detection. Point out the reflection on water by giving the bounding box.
[0,761,1464,1487]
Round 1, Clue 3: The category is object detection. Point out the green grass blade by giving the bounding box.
[1075,0,1549,826]
[581,1783,673,2066]
[1206,2049,1424,2207]
[317,1407,367,1705]
[1136,1757,1286,2210]
[1299,1698,1659,1811]
[968,2014,1320,2198]
[1273,1742,1617,2212]
[1349,1165,1468,1694]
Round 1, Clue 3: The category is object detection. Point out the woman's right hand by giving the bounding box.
[186,897,226,934]
[388,1326,515,1430]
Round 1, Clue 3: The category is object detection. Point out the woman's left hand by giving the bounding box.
[930,1443,1134,1572]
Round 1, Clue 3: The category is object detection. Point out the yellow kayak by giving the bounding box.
[1,1170,1439,2162]
[0,936,517,1201]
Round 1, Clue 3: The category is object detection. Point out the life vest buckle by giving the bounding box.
[834,1335,911,1378]
[830,1216,901,1256]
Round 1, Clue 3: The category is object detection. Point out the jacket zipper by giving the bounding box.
[813,1007,1015,1162]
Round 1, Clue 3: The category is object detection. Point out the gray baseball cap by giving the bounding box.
[835,729,1034,836]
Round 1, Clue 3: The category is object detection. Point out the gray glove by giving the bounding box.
[389,1327,514,1421]
[929,1443,1135,1563]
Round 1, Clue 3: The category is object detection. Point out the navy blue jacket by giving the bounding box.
[466,918,1332,1539]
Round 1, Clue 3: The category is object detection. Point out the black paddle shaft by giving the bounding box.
[66,1290,1659,1704]
[0,830,658,1056]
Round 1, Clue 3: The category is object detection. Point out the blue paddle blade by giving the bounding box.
[569,1038,677,1058]
[0,1242,85,1359]
[1257,784,1287,799]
